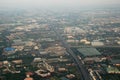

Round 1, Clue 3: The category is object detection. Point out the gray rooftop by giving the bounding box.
[77,47,101,57]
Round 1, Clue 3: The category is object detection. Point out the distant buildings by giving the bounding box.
[64,27,86,35]
[45,46,66,56]
[0,8,120,80]
[91,41,104,46]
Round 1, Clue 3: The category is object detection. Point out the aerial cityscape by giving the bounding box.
[0,0,120,80]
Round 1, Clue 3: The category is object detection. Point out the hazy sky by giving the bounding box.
[0,0,120,8]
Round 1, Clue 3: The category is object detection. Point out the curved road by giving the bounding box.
[51,26,91,80]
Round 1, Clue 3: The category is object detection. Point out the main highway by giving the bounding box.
[51,26,91,80]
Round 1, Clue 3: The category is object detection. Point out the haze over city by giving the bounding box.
[0,0,120,80]
[0,0,120,9]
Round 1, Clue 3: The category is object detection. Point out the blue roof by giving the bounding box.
[4,47,15,51]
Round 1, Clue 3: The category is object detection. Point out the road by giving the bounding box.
[51,26,91,80]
